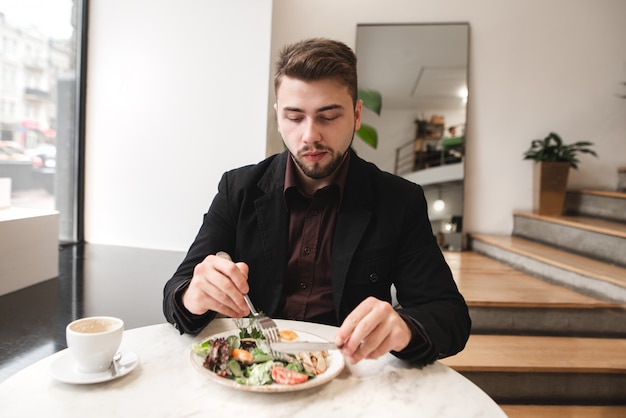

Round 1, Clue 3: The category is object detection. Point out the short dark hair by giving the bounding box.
[274,38,358,106]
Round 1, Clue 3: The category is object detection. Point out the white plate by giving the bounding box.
[49,350,139,384]
[190,328,345,393]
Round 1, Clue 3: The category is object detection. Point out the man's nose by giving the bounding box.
[301,119,321,144]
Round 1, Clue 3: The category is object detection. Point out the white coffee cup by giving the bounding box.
[66,316,124,373]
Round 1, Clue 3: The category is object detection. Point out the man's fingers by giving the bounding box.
[183,255,250,316]
[336,297,411,363]
[335,297,377,355]
[211,254,250,295]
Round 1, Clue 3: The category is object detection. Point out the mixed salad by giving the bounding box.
[192,318,329,386]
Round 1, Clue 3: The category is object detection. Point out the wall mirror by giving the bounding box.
[355,23,469,251]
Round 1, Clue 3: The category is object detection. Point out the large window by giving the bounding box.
[0,0,85,243]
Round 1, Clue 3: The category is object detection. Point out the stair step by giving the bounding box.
[469,233,626,304]
[442,335,626,373]
[513,211,626,267]
[515,211,626,239]
[440,334,626,403]
[501,405,626,418]
[444,251,626,337]
[565,189,626,222]
[445,251,616,309]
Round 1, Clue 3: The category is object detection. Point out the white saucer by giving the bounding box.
[49,350,139,384]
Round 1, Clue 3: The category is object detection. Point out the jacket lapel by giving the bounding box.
[254,152,289,313]
[331,151,373,316]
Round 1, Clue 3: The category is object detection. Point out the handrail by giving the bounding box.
[395,137,465,176]
[395,139,416,176]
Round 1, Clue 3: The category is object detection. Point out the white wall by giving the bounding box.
[85,0,272,250]
[270,0,626,236]
[86,0,626,252]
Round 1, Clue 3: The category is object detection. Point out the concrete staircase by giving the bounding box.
[441,189,626,410]
[471,190,626,304]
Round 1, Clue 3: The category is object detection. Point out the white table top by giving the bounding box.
[0,319,506,417]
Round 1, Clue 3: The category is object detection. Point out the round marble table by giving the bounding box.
[0,319,506,417]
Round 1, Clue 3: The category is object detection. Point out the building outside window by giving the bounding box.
[0,0,84,243]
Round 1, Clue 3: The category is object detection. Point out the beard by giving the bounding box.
[291,144,348,180]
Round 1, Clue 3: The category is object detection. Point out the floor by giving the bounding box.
[0,243,185,382]
[1,245,611,383]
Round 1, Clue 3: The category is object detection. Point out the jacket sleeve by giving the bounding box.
[162,172,237,334]
[391,184,471,364]
[336,168,471,365]
[163,278,217,334]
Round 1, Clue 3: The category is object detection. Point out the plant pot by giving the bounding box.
[533,161,570,216]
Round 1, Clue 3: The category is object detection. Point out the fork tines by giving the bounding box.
[259,319,280,343]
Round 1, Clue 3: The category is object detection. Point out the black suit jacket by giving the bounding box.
[163,149,470,364]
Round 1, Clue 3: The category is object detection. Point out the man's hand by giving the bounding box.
[334,297,411,364]
[182,254,250,318]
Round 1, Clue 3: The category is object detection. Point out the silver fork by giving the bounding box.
[242,294,281,343]
[240,296,292,362]
[215,252,281,344]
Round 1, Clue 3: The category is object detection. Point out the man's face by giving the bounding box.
[275,76,362,181]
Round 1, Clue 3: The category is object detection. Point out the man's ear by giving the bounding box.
[354,99,363,131]
[273,102,281,133]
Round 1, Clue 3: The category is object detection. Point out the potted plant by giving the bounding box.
[356,88,382,148]
[523,132,597,215]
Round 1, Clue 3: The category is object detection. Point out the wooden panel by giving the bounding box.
[501,405,626,418]
[570,188,626,199]
[440,334,626,373]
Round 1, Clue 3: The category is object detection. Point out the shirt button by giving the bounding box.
[311,210,318,216]
[369,273,379,283]
[299,282,308,289]
[304,247,312,255]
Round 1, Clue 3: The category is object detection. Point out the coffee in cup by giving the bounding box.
[66,316,124,373]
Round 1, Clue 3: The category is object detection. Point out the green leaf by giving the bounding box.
[228,359,244,377]
[358,88,382,115]
[251,347,272,363]
[191,339,212,357]
[356,124,378,148]
[522,132,597,169]
[355,88,382,148]
[226,335,240,349]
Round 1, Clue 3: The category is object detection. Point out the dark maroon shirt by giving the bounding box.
[279,152,350,325]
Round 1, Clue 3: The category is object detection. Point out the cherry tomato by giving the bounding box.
[271,366,309,385]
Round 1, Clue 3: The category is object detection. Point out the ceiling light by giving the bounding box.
[433,185,446,212]
[433,199,446,212]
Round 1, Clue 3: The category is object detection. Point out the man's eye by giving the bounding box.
[284,111,303,120]
[319,115,339,122]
